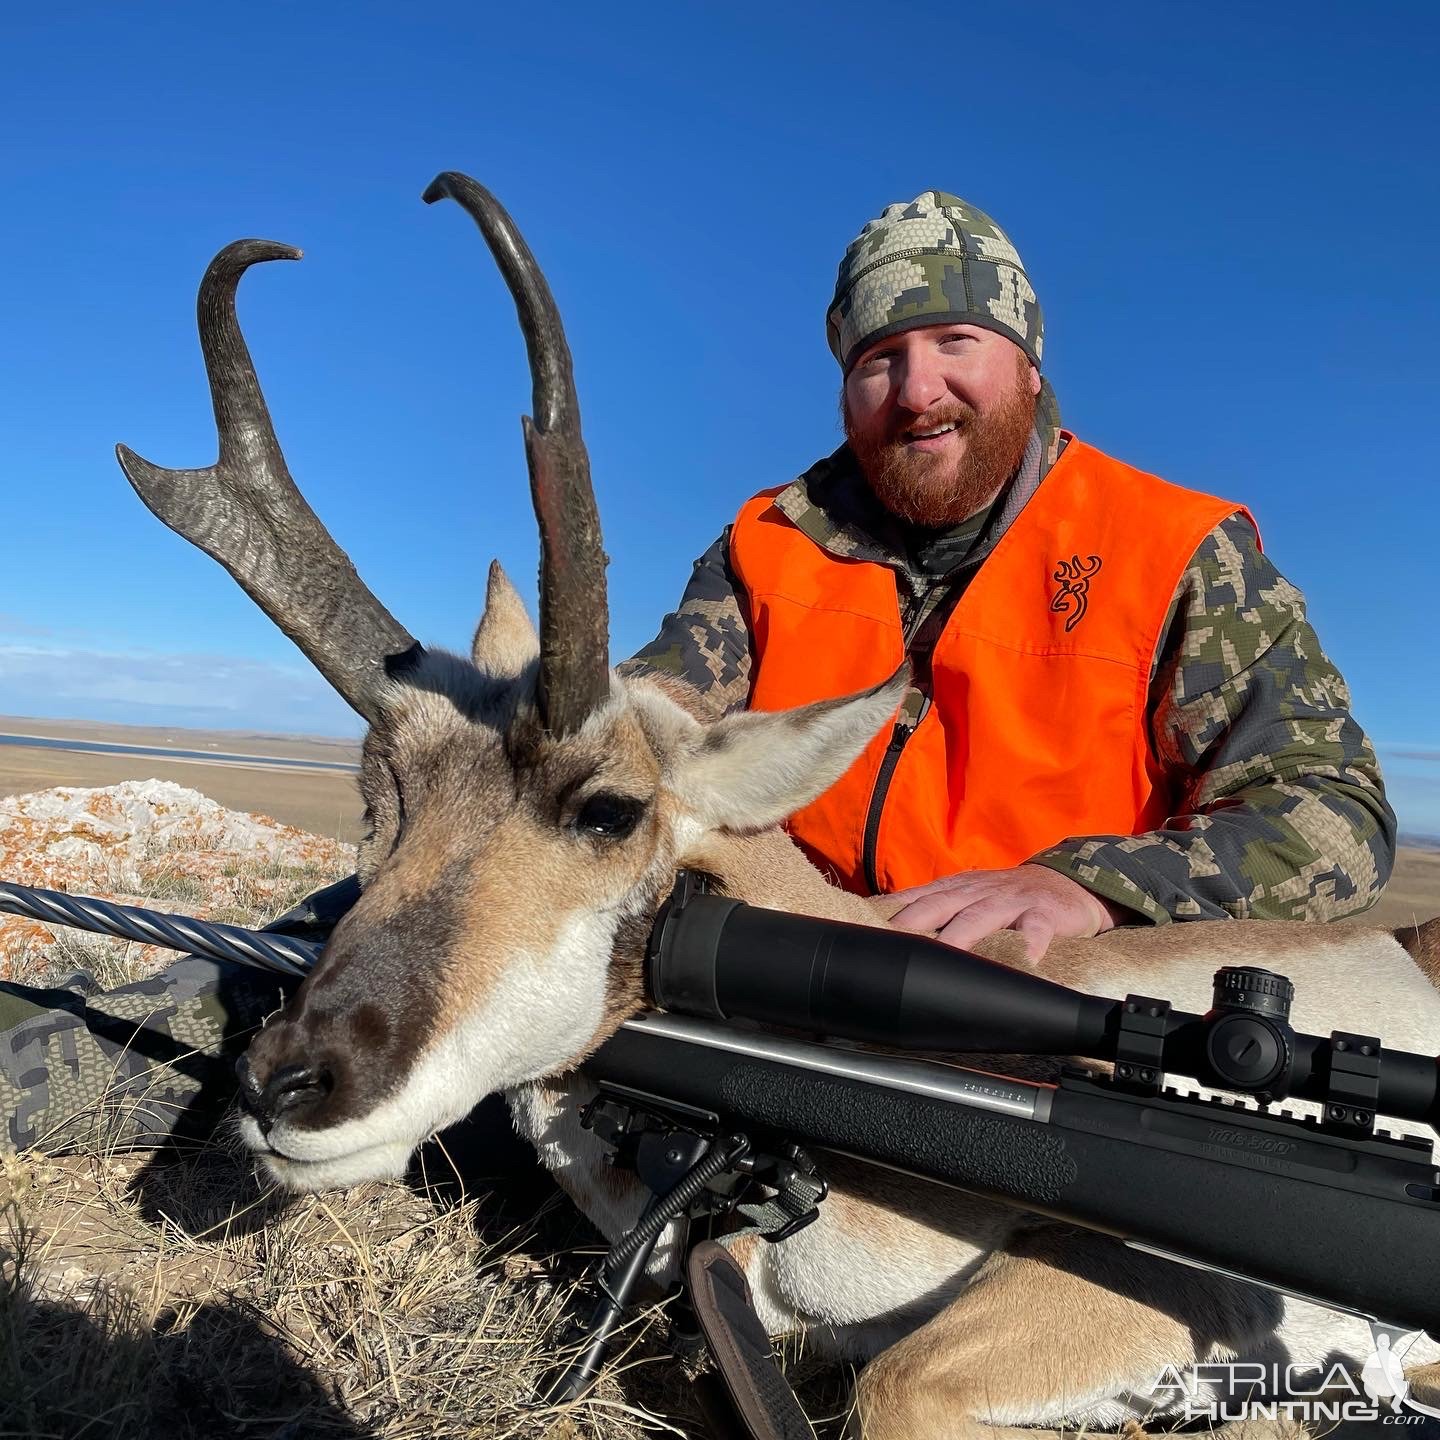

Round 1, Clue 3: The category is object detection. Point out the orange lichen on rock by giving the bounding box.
[0,780,355,982]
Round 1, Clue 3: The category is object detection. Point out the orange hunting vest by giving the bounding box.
[728,436,1257,895]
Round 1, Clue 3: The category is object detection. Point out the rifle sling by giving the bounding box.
[687,1240,816,1440]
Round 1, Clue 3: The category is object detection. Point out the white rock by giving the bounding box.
[0,780,355,980]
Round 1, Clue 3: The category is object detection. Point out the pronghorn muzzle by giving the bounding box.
[236,1053,334,1135]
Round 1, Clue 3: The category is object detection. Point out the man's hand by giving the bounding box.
[887,864,1126,965]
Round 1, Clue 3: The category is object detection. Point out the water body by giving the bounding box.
[0,732,359,774]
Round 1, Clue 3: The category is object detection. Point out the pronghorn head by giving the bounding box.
[118,173,905,1191]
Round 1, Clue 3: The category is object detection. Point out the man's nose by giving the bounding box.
[894,351,947,414]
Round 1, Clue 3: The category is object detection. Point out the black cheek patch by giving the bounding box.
[350,1003,393,1053]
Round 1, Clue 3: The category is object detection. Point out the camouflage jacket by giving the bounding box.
[626,395,1395,925]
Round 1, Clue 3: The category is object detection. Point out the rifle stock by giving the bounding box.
[584,1011,1440,1334]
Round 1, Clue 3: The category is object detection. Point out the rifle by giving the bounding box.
[557,870,1439,1405]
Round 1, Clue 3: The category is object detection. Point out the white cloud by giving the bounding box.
[0,642,360,736]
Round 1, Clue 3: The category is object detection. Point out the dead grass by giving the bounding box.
[30,928,141,994]
[0,850,859,1440]
[0,1136,717,1440]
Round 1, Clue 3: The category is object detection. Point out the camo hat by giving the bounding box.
[826,190,1044,372]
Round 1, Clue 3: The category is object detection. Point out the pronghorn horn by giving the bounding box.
[116,240,419,724]
[423,172,611,738]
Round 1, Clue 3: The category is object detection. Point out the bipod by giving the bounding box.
[540,1082,827,1440]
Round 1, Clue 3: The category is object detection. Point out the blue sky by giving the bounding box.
[1,2,1437,834]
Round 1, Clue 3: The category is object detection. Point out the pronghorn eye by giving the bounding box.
[573,793,645,840]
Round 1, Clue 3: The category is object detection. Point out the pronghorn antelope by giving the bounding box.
[117,172,1440,1439]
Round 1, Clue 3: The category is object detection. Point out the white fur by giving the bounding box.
[507,1078,688,1286]
[676,671,907,832]
[252,908,618,1192]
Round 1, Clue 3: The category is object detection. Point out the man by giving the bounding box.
[626,190,1394,960]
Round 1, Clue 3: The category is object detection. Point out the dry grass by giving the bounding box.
[0,1141,715,1439]
[0,849,857,1440]
[5,851,352,993]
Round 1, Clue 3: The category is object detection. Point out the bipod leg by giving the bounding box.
[540,1130,749,1406]
[545,1189,680,1404]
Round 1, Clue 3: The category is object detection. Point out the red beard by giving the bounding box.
[845,361,1037,527]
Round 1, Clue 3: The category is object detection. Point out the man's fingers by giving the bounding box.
[1014,910,1056,966]
[886,873,987,909]
[888,869,1097,960]
[935,898,1024,953]
[889,889,974,933]
[890,884,1005,934]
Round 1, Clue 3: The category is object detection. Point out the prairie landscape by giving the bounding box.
[2,714,1435,926]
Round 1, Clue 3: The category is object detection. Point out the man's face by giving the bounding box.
[843,324,1041,527]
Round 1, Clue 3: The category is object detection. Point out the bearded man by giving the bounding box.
[627,191,1395,959]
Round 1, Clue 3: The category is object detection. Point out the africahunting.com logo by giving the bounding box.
[1145,1329,1439,1427]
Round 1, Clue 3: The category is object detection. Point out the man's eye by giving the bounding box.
[573,794,646,840]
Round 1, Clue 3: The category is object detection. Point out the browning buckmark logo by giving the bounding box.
[1051,554,1102,631]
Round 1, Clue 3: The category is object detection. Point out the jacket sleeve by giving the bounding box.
[618,527,754,714]
[1029,514,1397,923]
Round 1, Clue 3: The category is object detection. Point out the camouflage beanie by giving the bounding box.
[826,191,1044,372]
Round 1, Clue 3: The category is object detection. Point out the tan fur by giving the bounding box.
[471,562,541,678]
[1398,916,1440,986]
[850,1230,1217,1440]
[847,1222,1432,1439]
[1410,1360,1440,1404]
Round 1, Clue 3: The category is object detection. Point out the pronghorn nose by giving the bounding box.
[237,1054,333,1131]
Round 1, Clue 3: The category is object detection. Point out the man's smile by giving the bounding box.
[901,418,965,450]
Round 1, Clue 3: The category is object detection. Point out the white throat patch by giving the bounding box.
[254,907,620,1190]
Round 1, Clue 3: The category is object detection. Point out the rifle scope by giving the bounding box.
[647,873,1440,1128]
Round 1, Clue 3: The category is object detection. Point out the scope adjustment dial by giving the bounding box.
[1205,966,1295,1095]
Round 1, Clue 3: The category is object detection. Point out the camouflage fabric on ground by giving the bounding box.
[0,959,291,1152]
[627,425,1395,924]
[0,876,357,1153]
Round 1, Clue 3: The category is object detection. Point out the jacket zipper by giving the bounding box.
[860,577,971,894]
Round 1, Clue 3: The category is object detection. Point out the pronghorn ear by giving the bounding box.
[472,561,540,679]
[675,665,910,832]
